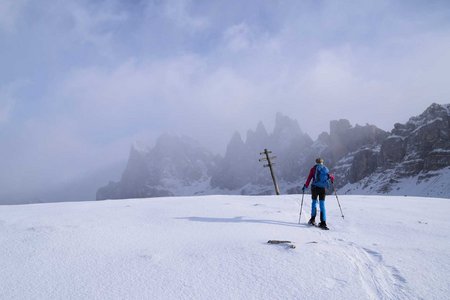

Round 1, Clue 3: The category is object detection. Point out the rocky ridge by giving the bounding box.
[97,103,450,199]
[339,103,450,196]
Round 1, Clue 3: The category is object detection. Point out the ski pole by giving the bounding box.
[333,184,345,219]
[298,190,305,224]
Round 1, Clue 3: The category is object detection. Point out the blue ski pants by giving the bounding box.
[311,185,326,222]
[311,200,326,222]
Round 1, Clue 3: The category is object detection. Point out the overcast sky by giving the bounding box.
[1,0,450,198]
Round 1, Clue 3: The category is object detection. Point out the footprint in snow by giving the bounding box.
[26,226,54,233]
[324,277,348,289]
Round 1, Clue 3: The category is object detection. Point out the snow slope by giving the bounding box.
[340,167,450,198]
[0,195,449,299]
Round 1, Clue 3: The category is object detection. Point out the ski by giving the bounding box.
[308,224,330,230]
[317,225,330,230]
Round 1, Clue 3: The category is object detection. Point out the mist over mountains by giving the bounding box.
[97,103,450,200]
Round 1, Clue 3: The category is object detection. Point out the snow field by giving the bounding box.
[0,195,449,299]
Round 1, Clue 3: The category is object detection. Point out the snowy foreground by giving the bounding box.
[1,195,449,299]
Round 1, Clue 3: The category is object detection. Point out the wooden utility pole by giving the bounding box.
[259,149,280,195]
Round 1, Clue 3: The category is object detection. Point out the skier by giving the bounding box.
[302,158,334,230]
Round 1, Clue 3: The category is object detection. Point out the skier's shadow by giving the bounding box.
[175,216,308,228]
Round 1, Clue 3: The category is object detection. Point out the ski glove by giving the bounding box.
[302,184,307,192]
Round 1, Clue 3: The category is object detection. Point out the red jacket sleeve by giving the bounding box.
[304,166,316,188]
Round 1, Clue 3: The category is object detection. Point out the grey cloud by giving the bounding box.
[1,0,449,201]
[0,0,28,33]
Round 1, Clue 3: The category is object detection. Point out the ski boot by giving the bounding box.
[307,217,316,226]
[318,221,329,230]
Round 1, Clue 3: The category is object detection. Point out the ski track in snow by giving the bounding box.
[334,239,412,299]
[298,221,415,300]
[292,194,443,300]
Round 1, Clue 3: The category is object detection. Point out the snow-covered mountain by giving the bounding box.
[97,103,450,200]
[97,134,219,199]
[1,194,449,299]
[336,103,450,197]
[210,113,313,194]
[98,113,315,199]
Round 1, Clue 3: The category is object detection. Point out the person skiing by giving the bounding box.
[302,158,334,230]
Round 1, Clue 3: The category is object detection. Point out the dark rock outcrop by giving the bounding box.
[349,149,379,183]
[338,103,450,193]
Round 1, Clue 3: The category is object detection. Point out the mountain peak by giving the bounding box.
[273,112,303,136]
[401,102,450,134]
[420,102,450,119]
[255,121,268,135]
[246,121,269,148]
[131,141,150,154]
[330,119,352,137]
[226,131,245,153]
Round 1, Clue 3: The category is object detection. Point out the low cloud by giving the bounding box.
[0,0,28,33]
[0,81,27,123]
[1,0,450,199]
[0,96,14,123]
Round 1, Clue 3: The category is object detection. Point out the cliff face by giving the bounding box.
[97,103,450,200]
[387,103,450,172]
[337,103,450,195]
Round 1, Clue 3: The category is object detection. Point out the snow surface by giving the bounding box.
[341,167,450,198]
[1,195,449,299]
